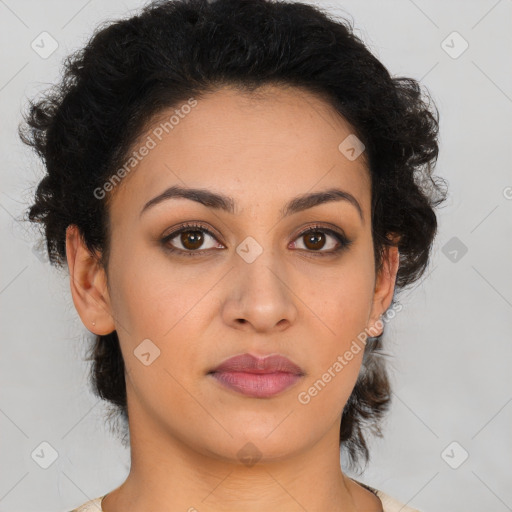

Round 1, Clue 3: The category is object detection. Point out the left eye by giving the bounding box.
[291,228,344,252]
[162,223,350,257]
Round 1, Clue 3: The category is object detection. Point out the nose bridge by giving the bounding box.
[226,232,297,330]
[235,232,287,297]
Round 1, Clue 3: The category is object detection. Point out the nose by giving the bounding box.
[220,252,298,333]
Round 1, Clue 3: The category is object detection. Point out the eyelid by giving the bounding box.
[161,221,221,241]
[294,222,347,239]
[161,221,351,256]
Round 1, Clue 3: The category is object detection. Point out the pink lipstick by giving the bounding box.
[208,353,304,398]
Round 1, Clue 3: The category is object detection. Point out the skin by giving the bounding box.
[66,84,399,512]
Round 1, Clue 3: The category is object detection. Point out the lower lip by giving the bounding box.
[209,371,303,398]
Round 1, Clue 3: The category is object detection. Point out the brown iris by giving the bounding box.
[180,230,204,250]
[302,231,326,251]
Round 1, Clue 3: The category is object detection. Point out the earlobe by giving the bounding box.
[367,243,400,337]
[65,225,115,335]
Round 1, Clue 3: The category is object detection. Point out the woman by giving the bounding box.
[19,0,446,510]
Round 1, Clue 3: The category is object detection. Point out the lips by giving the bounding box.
[208,353,305,398]
[209,353,304,375]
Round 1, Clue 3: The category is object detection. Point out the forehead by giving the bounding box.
[107,84,371,223]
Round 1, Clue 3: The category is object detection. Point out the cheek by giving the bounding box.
[108,248,214,431]
[293,247,375,412]
[297,243,376,345]
[292,279,370,432]
[106,243,219,393]
[307,271,373,331]
[107,236,208,338]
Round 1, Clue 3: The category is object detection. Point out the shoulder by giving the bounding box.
[375,488,421,512]
[350,478,421,512]
[68,495,106,512]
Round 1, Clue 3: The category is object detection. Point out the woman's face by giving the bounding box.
[69,84,398,463]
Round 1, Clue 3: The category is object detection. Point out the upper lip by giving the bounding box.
[209,353,304,375]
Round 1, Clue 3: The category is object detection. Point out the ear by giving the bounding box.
[65,225,115,335]
[367,240,400,337]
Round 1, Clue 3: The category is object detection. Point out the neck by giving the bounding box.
[102,419,369,512]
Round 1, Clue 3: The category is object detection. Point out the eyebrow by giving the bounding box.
[140,185,364,222]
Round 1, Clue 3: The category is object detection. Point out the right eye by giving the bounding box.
[161,222,225,256]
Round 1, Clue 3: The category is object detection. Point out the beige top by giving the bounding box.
[69,480,420,512]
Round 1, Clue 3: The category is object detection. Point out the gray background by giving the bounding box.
[1,0,511,511]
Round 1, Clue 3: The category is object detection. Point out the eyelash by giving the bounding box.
[160,222,353,258]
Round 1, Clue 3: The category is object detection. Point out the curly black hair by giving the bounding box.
[19,0,447,473]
